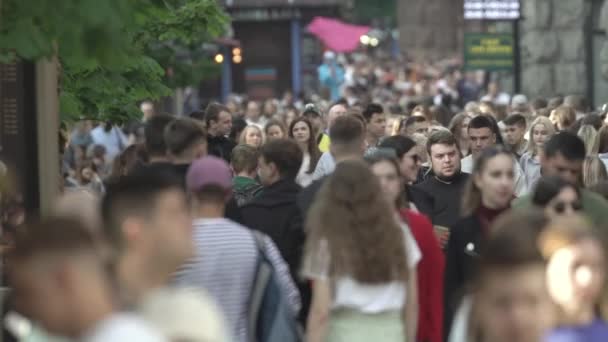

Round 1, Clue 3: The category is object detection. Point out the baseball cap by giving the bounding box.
[302,103,322,118]
[186,156,232,193]
[512,94,528,106]
[323,51,336,60]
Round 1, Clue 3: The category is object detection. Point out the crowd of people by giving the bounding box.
[4,50,608,342]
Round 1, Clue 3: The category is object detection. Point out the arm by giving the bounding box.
[263,235,302,314]
[306,279,331,342]
[405,269,419,342]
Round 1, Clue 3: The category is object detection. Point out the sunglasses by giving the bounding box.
[553,201,583,214]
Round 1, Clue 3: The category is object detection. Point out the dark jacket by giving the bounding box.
[443,215,483,341]
[207,135,236,162]
[241,178,309,322]
[296,176,326,218]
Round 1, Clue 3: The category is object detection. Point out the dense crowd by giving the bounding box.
[3,51,608,342]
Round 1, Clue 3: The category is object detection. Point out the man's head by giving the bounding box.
[257,138,303,186]
[503,114,527,148]
[541,132,586,184]
[475,210,553,342]
[145,114,174,160]
[329,115,366,161]
[469,115,497,157]
[164,118,207,163]
[362,103,387,140]
[101,168,192,288]
[205,102,232,137]
[187,156,233,210]
[302,103,324,136]
[427,130,460,178]
[8,218,109,337]
[246,101,261,121]
[140,100,156,121]
[327,101,348,129]
[404,116,430,137]
[231,144,260,178]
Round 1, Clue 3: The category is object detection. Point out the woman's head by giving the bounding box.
[365,150,404,208]
[239,125,264,148]
[448,112,471,144]
[528,116,556,155]
[539,217,605,320]
[110,145,147,180]
[577,125,599,156]
[378,135,420,184]
[550,105,576,131]
[582,156,608,188]
[462,146,515,216]
[532,176,582,219]
[284,106,299,129]
[289,117,321,173]
[262,99,278,118]
[305,160,407,283]
[264,120,286,141]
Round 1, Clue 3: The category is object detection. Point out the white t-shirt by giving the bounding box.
[296,153,314,188]
[82,313,166,342]
[303,223,421,314]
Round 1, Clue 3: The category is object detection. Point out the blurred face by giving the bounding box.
[257,156,278,186]
[328,104,347,128]
[244,127,263,147]
[475,154,515,210]
[547,238,605,312]
[430,143,460,178]
[246,102,261,120]
[10,264,72,335]
[371,160,402,206]
[477,265,553,342]
[532,124,550,151]
[400,148,421,184]
[216,111,232,136]
[407,121,430,137]
[285,110,298,128]
[544,187,582,219]
[266,125,284,141]
[469,127,496,157]
[368,113,387,139]
[542,153,583,184]
[148,190,193,272]
[460,117,471,140]
[504,124,525,147]
[292,121,311,144]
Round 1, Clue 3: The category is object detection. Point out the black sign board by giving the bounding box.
[464,0,521,20]
[0,61,39,212]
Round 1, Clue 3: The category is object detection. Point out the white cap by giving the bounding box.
[323,51,336,60]
[512,94,528,106]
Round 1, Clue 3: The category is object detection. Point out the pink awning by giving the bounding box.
[306,16,370,53]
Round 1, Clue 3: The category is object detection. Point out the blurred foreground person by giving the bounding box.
[7,218,165,341]
[366,151,444,342]
[101,168,226,341]
[532,176,582,219]
[469,211,554,342]
[176,156,299,342]
[540,217,608,341]
[445,146,515,338]
[303,160,417,342]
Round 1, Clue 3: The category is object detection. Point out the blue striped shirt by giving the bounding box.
[174,217,301,342]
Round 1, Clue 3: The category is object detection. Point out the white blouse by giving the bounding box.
[296,153,314,187]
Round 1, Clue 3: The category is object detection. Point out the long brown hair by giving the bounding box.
[304,160,408,283]
[462,146,513,216]
[289,117,321,174]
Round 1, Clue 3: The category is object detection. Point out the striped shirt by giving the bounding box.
[174,217,301,342]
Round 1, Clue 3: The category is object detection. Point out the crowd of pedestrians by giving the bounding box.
[5,53,608,342]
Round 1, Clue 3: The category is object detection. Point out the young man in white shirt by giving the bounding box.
[7,217,165,342]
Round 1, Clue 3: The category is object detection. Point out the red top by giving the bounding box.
[399,209,445,342]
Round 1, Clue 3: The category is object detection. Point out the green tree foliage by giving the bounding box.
[0,0,228,123]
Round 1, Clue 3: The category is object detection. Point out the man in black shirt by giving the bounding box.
[412,130,469,247]
[204,102,236,162]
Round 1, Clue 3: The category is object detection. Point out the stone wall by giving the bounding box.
[519,0,591,98]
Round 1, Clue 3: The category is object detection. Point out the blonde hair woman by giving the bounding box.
[578,125,600,156]
[583,156,608,188]
[238,125,264,148]
[520,116,556,189]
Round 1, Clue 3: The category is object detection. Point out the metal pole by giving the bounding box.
[513,19,521,94]
[291,19,302,98]
[221,46,232,103]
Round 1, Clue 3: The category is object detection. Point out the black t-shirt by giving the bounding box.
[412,172,470,229]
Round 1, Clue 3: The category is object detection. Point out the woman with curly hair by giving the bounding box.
[303,160,419,342]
